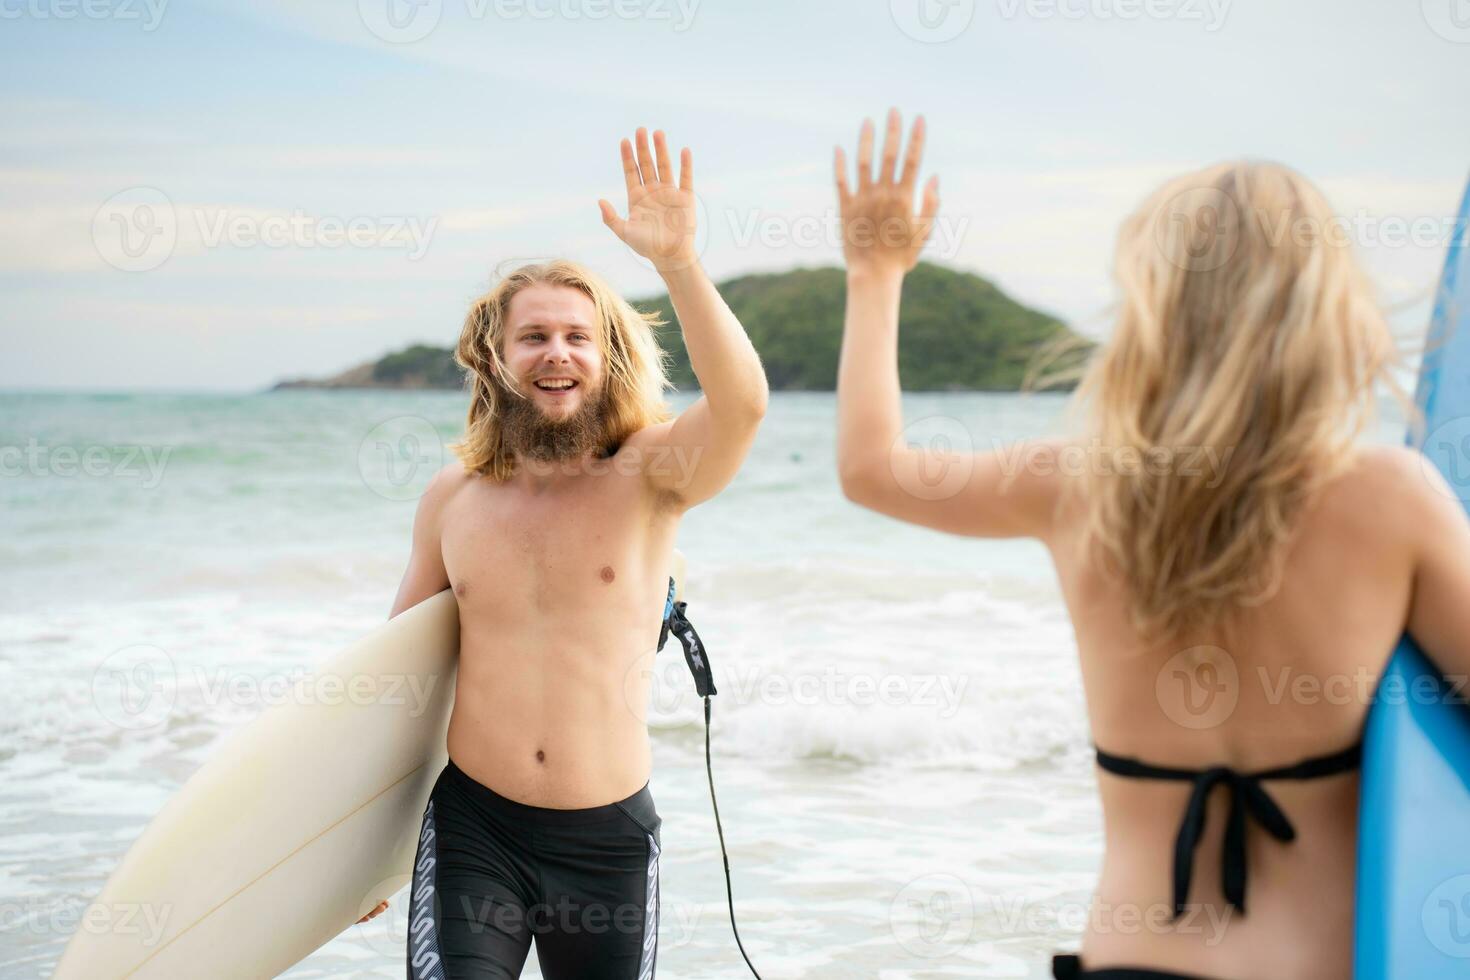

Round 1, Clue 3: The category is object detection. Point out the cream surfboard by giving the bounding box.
[55,552,685,979]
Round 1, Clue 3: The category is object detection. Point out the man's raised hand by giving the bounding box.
[599,127,698,273]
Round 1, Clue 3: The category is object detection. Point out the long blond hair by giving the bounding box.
[450,260,674,480]
[1056,161,1416,644]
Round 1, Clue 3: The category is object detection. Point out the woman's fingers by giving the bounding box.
[899,115,926,190]
[856,118,874,191]
[916,174,941,244]
[878,107,901,184]
[847,110,927,196]
[837,112,937,271]
[678,146,693,192]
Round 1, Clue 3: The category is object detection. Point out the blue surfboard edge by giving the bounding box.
[1353,174,1470,979]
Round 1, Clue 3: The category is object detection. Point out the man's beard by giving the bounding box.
[498,378,613,464]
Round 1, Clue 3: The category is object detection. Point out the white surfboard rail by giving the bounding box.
[54,589,461,979]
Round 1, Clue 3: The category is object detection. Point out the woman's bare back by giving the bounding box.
[1046,444,1425,979]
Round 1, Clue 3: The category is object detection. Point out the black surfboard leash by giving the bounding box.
[658,579,763,979]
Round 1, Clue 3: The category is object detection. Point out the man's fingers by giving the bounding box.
[635,127,657,187]
[856,118,874,191]
[878,106,901,185]
[356,900,387,924]
[619,138,640,199]
[899,114,926,190]
[653,130,673,187]
[598,199,626,238]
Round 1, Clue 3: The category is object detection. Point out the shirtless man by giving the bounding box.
[367,127,767,980]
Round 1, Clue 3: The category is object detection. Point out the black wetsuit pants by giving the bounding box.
[407,758,661,980]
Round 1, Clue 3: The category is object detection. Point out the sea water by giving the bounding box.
[0,389,1404,978]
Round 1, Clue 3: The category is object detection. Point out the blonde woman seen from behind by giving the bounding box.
[832,108,1470,980]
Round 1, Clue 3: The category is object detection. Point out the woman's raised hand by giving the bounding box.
[835,109,940,277]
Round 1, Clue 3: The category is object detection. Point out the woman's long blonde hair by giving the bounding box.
[450,260,674,480]
[1050,161,1417,644]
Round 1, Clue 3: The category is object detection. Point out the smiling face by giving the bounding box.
[495,282,613,464]
[501,283,606,418]
[452,259,675,481]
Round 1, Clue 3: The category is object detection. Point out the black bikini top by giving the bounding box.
[1093,742,1362,919]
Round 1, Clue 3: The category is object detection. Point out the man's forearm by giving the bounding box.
[658,261,768,417]
[837,268,905,477]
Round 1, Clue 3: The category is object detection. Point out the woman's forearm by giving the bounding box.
[836,268,906,482]
[832,110,938,488]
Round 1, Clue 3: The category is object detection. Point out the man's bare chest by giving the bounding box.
[439,475,669,618]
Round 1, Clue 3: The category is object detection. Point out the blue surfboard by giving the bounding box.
[1355,175,1470,978]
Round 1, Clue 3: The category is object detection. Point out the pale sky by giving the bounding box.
[2,0,1467,390]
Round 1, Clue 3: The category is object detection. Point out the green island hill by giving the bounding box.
[271,262,1092,392]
